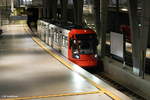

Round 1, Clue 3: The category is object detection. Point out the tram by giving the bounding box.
[37,20,100,68]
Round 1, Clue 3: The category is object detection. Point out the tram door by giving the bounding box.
[49,26,54,47]
[45,24,49,44]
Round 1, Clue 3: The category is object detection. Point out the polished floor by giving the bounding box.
[0,23,131,100]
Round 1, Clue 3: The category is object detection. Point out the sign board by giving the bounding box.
[110,32,124,58]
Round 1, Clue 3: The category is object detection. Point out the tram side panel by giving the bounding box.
[52,26,61,52]
[38,20,45,39]
[49,25,69,58]
[48,25,54,47]
[61,29,70,58]
[43,21,49,42]
[45,23,49,44]
[37,20,43,38]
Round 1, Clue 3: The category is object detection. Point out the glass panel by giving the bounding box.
[75,34,97,54]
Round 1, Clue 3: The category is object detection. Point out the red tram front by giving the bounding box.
[68,29,98,67]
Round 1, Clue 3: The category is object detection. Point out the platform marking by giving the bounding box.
[24,26,121,100]
[0,48,38,51]
[2,91,101,100]
[31,37,121,100]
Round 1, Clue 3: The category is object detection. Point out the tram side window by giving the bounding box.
[51,28,53,36]
[49,29,51,37]
[62,36,68,47]
[54,31,59,43]
[56,33,59,43]
[62,36,65,46]
[54,30,57,42]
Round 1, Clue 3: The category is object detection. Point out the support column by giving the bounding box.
[93,0,101,40]
[115,0,120,32]
[128,0,141,76]
[73,0,77,24]
[60,0,68,23]
[52,0,58,20]
[77,0,83,25]
[38,7,43,19]
[73,0,83,25]
[42,0,44,18]
[11,0,14,13]
[43,0,47,19]
[47,0,52,19]
[40,0,44,18]
[140,0,150,78]
[45,0,51,19]
[45,0,48,19]
[128,0,148,76]
[93,0,101,56]
[100,0,109,57]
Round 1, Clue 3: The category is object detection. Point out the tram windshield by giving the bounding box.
[76,34,98,55]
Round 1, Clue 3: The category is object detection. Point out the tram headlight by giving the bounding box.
[73,40,77,44]
[94,54,98,58]
[74,54,80,59]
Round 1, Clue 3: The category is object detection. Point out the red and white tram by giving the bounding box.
[37,20,100,68]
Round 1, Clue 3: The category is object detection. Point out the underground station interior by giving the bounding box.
[0,0,150,100]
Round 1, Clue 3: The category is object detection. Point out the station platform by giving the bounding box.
[0,23,131,100]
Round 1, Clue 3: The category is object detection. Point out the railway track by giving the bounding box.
[94,73,146,100]
[106,44,150,74]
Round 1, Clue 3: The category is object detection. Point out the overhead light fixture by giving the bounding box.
[121,8,128,12]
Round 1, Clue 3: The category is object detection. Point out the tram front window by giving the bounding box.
[78,40,95,54]
[76,34,98,55]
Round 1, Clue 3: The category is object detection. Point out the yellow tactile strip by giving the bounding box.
[1,91,101,100]
[0,48,38,51]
